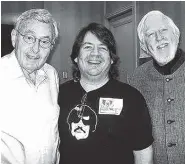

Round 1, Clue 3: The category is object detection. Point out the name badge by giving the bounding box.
[99,98,123,115]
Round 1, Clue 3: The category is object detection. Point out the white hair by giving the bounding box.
[137,10,180,58]
[15,9,59,43]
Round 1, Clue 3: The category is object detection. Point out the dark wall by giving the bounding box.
[1,1,44,25]
[1,24,14,57]
[106,1,132,14]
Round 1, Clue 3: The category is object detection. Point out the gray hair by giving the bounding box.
[14,9,59,43]
[137,10,180,58]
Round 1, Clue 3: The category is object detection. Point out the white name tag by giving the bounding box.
[99,98,123,115]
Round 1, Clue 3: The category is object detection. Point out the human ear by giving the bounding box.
[11,29,17,48]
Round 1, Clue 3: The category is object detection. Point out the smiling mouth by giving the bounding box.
[26,54,40,60]
[75,130,84,133]
[157,43,168,49]
[88,60,101,64]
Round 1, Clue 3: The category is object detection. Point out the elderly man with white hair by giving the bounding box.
[128,11,185,164]
[1,9,60,164]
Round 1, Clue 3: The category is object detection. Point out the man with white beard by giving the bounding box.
[128,11,185,164]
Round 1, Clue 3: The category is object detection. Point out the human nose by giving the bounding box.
[32,39,40,54]
[155,31,163,41]
[91,46,99,55]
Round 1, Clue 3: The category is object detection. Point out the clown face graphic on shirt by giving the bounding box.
[67,104,97,140]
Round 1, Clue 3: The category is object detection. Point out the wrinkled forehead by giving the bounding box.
[144,14,169,32]
[19,19,53,38]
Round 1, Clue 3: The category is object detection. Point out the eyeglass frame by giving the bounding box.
[16,30,54,49]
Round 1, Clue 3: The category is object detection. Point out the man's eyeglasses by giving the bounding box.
[16,30,53,49]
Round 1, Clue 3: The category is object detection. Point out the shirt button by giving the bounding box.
[168,142,176,147]
[167,98,174,103]
[166,78,172,82]
[167,120,175,124]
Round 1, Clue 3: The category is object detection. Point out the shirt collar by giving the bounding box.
[36,66,48,85]
[153,49,185,75]
[9,50,48,82]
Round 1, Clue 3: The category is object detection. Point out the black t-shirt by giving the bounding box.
[58,79,153,164]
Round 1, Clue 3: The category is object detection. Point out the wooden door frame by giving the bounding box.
[103,2,138,69]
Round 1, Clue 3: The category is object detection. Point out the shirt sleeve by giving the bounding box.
[47,66,60,164]
[129,90,154,150]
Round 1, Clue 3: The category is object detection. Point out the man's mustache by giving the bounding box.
[74,126,86,133]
